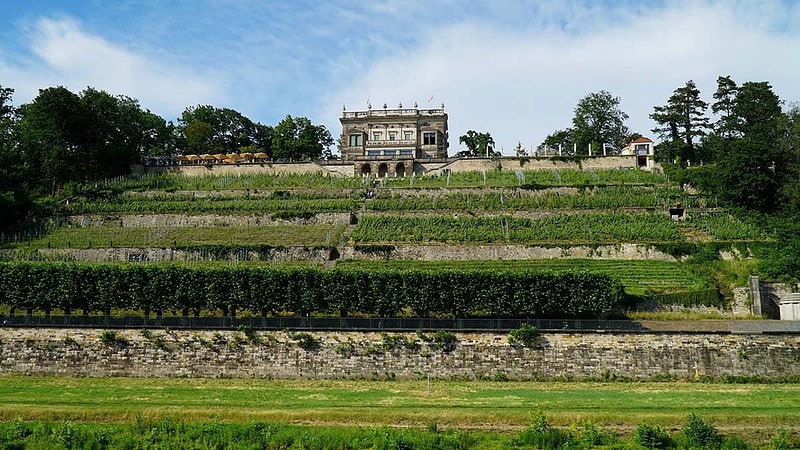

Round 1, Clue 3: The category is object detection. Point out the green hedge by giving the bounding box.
[0,262,624,319]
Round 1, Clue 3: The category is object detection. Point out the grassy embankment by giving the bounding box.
[0,377,797,447]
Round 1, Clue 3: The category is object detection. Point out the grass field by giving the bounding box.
[0,377,797,438]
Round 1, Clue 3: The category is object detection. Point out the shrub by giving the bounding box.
[508,323,540,347]
[381,333,419,352]
[290,332,320,351]
[99,330,127,349]
[515,412,574,448]
[237,325,262,345]
[771,429,799,450]
[334,339,357,357]
[635,423,672,449]
[682,413,722,449]
[430,331,458,352]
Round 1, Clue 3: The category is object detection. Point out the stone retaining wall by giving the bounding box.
[1,328,797,380]
[145,156,646,178]
[341,243,676,261]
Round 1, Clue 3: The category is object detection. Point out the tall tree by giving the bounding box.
[650,80,710,165]
[0,85,24,228]
[571,90,629,155]
[458,130,494,157]
[711,75,740,139]
[175,105,272,155]
[271,115,333,160]
[538,128,574,154]
[714,81,788,212]
[17,86,88,195]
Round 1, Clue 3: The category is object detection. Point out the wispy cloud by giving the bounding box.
[0,16,225,115]
[320,1,800,153]
[2,1,800,155]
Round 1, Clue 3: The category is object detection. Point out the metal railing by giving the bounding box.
[0,315,641,331]
[342,108,445,119]
[1,315,797,332]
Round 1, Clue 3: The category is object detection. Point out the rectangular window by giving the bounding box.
[403,131,413,141]
[384,150,397,157]
[348,134,362,146]
[367,150,380,157]
[372,132,382,141]
[423,132,436,145]
[388,132,397,141]
[400,149,413,156]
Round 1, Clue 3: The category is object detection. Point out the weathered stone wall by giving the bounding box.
[148,162,340,177]
[145,156,646,178]
[1,328,797,380]
[32,246,333,263]
[341,243,676,261]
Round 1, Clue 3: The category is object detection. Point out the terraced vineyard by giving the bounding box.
[0,167,773,315]
[337,259,713,295]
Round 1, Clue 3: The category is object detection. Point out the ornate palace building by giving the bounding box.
[340,103,449,177]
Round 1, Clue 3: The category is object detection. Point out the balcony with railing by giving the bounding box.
[365,139,417,148]
[342,108,445,119]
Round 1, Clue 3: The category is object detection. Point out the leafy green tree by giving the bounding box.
[571,90,629,155]
[16,86,88,195]
[713,81,789,212]
[458,130,494,157]
[80,88,166,178]
[650,80,710,165]
[538,128,574,154]
[175,105,272,155]
[271,115,333,160]
[16,86,169,196]
[0,85,24,228]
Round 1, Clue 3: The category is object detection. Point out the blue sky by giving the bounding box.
[2,0,800,154]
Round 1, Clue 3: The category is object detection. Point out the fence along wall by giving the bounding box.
[1,328,798,379]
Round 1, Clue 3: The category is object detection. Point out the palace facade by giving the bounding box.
[339,104,449,177]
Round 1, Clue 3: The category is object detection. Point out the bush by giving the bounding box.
[380,333,419,352]
[290,332,320,351]
[508,323,540,347]
[99,330,127,349]
[770,429,799,450]
[682,413,722,449]
[237,325,262,345]
[430,331,458,352]
[635,423,672,449]
[515,413,574,448]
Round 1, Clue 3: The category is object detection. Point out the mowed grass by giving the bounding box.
[8,224,346,249]
[337,259,712,295]
[0,377,797,432]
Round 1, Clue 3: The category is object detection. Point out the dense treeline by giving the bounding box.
[0,263,624,319]
[0,84,333,229]
[651,77,800,214]
[648,77,800,280]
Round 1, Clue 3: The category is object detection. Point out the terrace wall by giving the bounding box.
[144,156,643,178]
[1,328,798,380]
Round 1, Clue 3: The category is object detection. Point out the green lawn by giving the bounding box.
[0,377,797,434]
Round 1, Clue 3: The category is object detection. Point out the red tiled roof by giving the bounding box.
[631,137,653,143]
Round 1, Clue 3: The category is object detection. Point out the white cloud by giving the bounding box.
[321,1,800,154]
[0,16,225,116]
